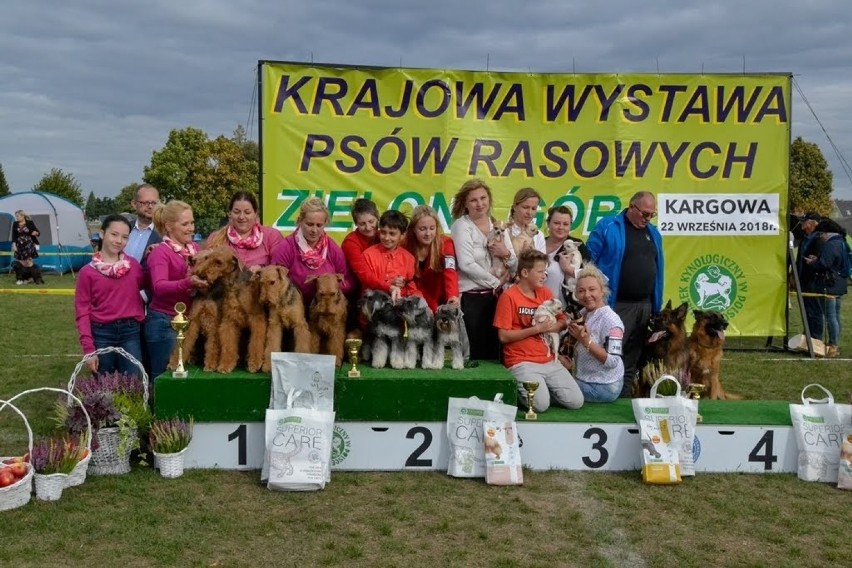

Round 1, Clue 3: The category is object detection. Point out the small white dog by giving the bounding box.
[556,239,583,297]
[533,298,563,360]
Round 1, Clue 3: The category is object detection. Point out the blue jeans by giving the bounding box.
[803,296,825,340]
[574,378,623,403]
[825,296,842,346]
[144,310,176,379]
[91,319,142,377]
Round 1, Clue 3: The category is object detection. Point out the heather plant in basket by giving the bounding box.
[30,436,79,475]
[149,417,194,454]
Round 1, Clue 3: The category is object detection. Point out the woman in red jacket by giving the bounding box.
[402,205,460,313]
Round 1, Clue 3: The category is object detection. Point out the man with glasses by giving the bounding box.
[587,191,664,397]
[126,184,162,262]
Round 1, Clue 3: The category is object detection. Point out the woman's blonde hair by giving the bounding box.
[403,205,444,275]
[575,263,610,304]
[297,197,329,225]
[152,200,192,237]
[450,178,493,220]
[509,187,541,222]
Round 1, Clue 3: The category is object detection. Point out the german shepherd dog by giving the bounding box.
[688,310,739,400]
[633,300,690,397]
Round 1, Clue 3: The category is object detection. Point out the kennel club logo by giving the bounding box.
[331,426,351,466]
[679,255,748,319]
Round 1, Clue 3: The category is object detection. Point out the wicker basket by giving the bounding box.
[67,347,149,476]
[0,400,34,512]
[34,473,67,501]
[154,448,188,478]
[89,426,137,475]
[0,388,93,489]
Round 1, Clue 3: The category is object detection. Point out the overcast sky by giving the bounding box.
[1,0,850,202]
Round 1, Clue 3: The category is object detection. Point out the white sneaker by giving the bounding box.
[16,280,23,285]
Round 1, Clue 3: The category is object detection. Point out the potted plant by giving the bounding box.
[149,417,194,478]
[31,436,79,501]
[56,372,152,475]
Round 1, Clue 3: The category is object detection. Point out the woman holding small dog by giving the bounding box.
[12,210,40,273]
[565,265,625,402]
[450,178,516,360]
[544,206,591,303]
[271,197,354,306]
[403,205,460,313]
[507,188,546,257]
[75,215,145,376]
[144,201,209,379]
[204,191,283,272]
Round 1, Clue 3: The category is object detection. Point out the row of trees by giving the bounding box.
[0,133,840,232]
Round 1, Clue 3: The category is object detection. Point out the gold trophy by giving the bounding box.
[687,383,705,423]
[170,302,190,379]
[522,381,540,420]
[344,338,363,378]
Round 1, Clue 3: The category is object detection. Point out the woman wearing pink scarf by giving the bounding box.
[204,191,283,271]
[75,214,145,376]
[271,197,354,306]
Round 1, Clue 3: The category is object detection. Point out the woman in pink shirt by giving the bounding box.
[75,215,145,377]
[143,201,209,378]
[204,191,283,272]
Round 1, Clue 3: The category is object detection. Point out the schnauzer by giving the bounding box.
[397,295,434,369]
[359,289,394,362]
[425,303,468,370]
[369,290,406,369]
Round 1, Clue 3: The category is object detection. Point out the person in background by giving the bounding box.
[75,215,145,376]
[342,198,381,289]
[125,184,162,263]
[402,205,459,312]
[804,217,849,358]
[795,212,825,347]
[450,178,516,360]
[493,249,584,412]
[586,191,663,397]
[12,209,40,274]
[271,197,354,306]
[361,210,421,302]
[204,191,282,272]
[143,201,208,379]
[543,205,591,305]
[565,265,625,402]
[506,187,546,257]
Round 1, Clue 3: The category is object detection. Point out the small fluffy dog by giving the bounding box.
[307,274,348,368]
[425,303,467,370]
[398,295,434,369]
[688,310,738,400]
[370,291,406,369]
[486,220,509,281]
[555,239,583,299]
[532,298,562,360]
[253,265,312,373]
[12,261,45,285]
[509,222,539,256]
[633,300,691,397]
[359,289,395,362]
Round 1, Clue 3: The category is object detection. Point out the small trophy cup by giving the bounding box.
[522,380,540,420]
[171,302,190,379]
[687,383,705,423]
[344,338,363,378]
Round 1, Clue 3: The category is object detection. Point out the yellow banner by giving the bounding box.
[260,62,791,336]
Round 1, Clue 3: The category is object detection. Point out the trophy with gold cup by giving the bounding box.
[171,302,190,379]
[344,338,363,378]
[687,383,705,423]
[522,380,540,420]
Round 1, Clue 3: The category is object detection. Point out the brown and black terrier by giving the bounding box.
[170,249,222,372]
[253,265,312,373]
[12,261,45,284]
[689,310,739,400]
[633,300,690,397]
[307,273,348,368]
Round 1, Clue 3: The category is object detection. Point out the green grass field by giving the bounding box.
[0,274,849,568]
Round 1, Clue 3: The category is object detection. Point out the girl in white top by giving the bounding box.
[543,205,590,305]
[450,178,516,360]
[506,188,546,259]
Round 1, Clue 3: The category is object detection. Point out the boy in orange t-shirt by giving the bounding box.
[361,210,421,302]
[493,249,584,412]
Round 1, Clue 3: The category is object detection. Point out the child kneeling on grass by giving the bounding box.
[493,249,584,412]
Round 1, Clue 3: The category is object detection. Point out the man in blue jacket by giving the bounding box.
[587,191,664,397]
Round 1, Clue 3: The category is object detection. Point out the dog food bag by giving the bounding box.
[838,425,852,491]
[446,395,515,478]
[634,417,682,484]
[790,384,852,483]
[483,420,523,486]
[633,375,698,476]
[270,352,336,411]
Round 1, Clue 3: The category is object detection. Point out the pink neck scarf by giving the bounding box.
[162,236,199,260]
[89,252,131,279]
[227,224,263,250]
[296,230,328,270]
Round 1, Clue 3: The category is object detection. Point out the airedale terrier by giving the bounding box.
[253,265,312,373]
[169,249,221,372]
[307,273,347,367]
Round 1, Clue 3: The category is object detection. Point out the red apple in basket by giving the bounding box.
[0,469,15,488]
[8,461,28,479]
